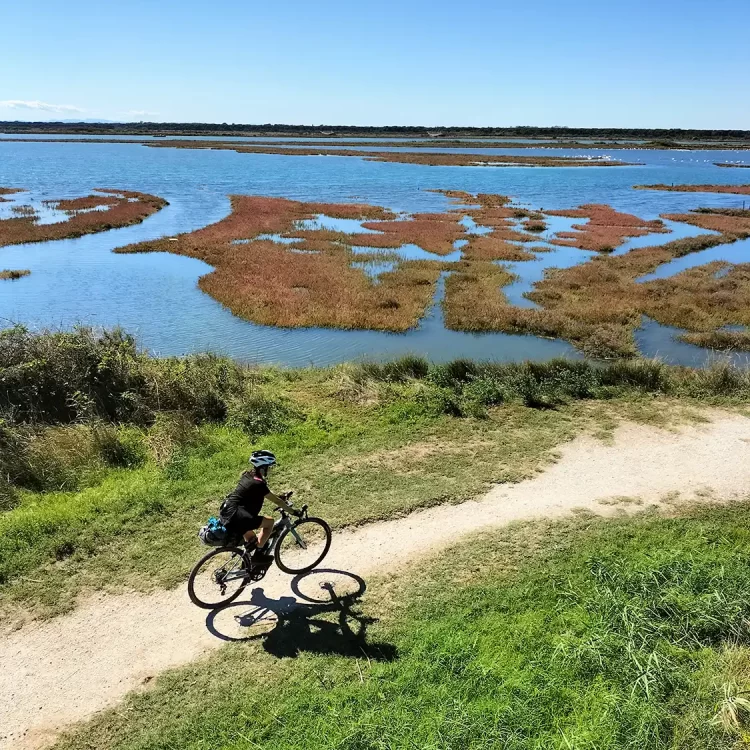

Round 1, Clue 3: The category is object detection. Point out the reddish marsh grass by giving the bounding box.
[354,213,466,255]
[441,199,750,357]
[0,189,168,248]
[45,195,122,212]
[545,204,668,252]
[520,224,750,356]
[139,141,638,168]
[661,211,750,237]
[0,269,30,280]
[635,184,750,195]
[115,196,444,331]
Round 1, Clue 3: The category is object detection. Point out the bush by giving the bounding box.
[355,355,430,383]
[225,392,303,438]
[0,326,246,427]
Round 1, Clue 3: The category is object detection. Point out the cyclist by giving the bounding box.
[219,450,298,564]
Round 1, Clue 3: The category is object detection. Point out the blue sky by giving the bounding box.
[2,0,748,128]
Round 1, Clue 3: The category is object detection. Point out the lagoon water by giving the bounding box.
[0,138,749,366]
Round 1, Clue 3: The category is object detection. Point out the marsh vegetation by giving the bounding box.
[0,268,30,280]
[106,188,750,359]
[0,189,168,247]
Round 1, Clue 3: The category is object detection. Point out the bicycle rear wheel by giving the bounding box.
[274,517,332,575]
[188,546,248,609]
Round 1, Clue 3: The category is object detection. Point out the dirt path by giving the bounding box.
[3,412,750,750]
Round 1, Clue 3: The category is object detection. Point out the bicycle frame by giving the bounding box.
[218,505,308,585]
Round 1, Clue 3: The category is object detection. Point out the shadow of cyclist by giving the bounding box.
[205,569,397,663]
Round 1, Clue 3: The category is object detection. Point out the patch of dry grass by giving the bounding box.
[546,204,669,252]
[115,195,445,331]
[0,189,168,247]
[136,140,638,168]
[0,187,23,203]
[45,195,121,213]
[355,213,466,255]
[522,219,750,355]
[0,269,30,280]
[680,329,750,352]
[661,210,750,237]
[636,183,750,195]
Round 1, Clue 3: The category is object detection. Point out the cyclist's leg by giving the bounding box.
[256,516,274,548]
[226,508,263,547]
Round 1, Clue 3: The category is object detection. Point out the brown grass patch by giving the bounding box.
[660,211,750,237]
[441,200,750,358]
[0,189,168,247]
[635,184,750,195]
[354,213,466,255]
[0,187,24,203]
[45,195,122,212]
[331,438,497,474]
[115,195,446,331]
[546,204,668,252]
[680,330,750,351]
[442,258,633,357]
[0,269,30,280]
[136,140,638,168]
[521,226,750,356]
[462,236,537,261]
[442,260,518,331]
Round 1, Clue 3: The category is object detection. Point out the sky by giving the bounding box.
[1,0,748,128]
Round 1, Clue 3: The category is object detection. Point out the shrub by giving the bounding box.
[355,355,430,383]
[428,359,480,388]
[225,392,303,438]
[0,326,247,427]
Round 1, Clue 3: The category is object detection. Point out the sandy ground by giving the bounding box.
[2,412,750,749]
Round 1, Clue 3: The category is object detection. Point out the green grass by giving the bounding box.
[53,502,750,750]
[3,345,747,626]
[0,390,586,624]
[3,330,750,625]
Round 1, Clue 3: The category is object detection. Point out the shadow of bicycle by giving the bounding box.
[205,568,397,662]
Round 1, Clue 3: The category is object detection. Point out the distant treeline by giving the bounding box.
[2,121,750,141]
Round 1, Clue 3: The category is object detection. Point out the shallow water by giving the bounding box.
[635,317,750,367]
[1,139,749,366]
[637,235,750,282]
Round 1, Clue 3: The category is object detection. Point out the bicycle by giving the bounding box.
[187,495,332,610]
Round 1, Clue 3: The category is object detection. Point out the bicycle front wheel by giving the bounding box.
[187,546,248,609]
[274,517,332,575]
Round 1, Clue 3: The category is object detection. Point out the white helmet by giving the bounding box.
[249,450,277,469]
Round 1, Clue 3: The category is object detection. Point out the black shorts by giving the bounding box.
[223,507,264,537]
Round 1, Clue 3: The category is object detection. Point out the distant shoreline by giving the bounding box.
[1,121,750,144]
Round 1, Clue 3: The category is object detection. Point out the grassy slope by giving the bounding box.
[53,503,750,750]
[0,363,712,626]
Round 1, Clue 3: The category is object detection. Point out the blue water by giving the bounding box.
[638,236,750,282]
[636,317,750,367]
[1,139,749,366]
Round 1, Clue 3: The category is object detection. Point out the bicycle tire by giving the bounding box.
[274,517,332,575]
[187,545,248,609]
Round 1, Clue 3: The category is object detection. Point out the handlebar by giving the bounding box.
[274,492,308,518]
